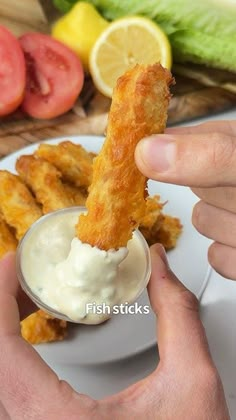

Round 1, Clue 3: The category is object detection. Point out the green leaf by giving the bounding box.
[53,0,76,13]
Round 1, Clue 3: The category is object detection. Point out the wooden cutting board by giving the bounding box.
[0,73,236,159]
[0,0,48,35]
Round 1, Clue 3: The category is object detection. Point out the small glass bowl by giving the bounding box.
[16,206,151,323]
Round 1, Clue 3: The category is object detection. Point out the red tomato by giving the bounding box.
[19,33,84,119]
[0,26,26,116]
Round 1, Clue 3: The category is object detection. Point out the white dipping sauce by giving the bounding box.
[20,209,149,323]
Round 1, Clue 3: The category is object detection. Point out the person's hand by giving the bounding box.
[0,253,229,419]
[135,120,236,280]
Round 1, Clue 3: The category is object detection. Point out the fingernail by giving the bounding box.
[138,135,176,172]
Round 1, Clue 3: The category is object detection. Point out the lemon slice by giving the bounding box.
[89,16,172,97]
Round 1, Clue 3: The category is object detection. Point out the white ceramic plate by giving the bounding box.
[0,135,212,365]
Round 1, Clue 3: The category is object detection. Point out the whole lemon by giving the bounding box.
[52,2,109,70]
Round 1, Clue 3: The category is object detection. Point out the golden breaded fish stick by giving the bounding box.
[16,155,74,214]
[154,215,182,250]
[0,171,42,240]
[0,214,18,258]
[36,141,94,188]
[77,64,173,250]
[139,196,182,248]
[139,196,164,245]
[62,182,87,207]
[21,310,67,344]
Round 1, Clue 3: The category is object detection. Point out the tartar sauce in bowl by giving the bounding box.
[16,207,151,324]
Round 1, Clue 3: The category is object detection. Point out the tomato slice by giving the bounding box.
[0,26,26,117]
[19,33,84,119]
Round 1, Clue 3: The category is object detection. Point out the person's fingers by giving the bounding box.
[192,201,236,247]
[208,242,236,280]
[0,254,62,411]
[0,335,76,419]
[165,120,236,136]
[192,186,236,213]
[0,253,36,320]
[148,244,211,367]
[0,403,9,419]
[0,254,93,418]
[135,130,236,187]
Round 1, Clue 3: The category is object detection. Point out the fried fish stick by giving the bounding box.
[0,171,42,240]
[36,141,94,188]
[16,155,74,214]
[0,213,18,258]
[139,195,182,248]
[62,182,87,206]
[21,310,67,344]
[154,215,182,250]
[77,64,173,250]
[139,196,164,245]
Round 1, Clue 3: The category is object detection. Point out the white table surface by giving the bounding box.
[48,108,236,418]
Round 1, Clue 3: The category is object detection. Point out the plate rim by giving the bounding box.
[0,134,105,164]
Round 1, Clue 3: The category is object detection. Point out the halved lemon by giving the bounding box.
[89,16,172,97]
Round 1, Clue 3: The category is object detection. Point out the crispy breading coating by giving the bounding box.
[16,155,74,214]
[149,214,182,250]
[139,196,164,244]
[21,310,67,344]
[36,141,94,188]
[77,64,173,250]
[0,213,18,258]
[0,170,42,240]
[62,182,87,207]
[139,196,182,248]
[140,196,164,229]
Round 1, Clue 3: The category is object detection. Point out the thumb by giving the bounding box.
[135,131,236,187]
[149,244,211,367]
